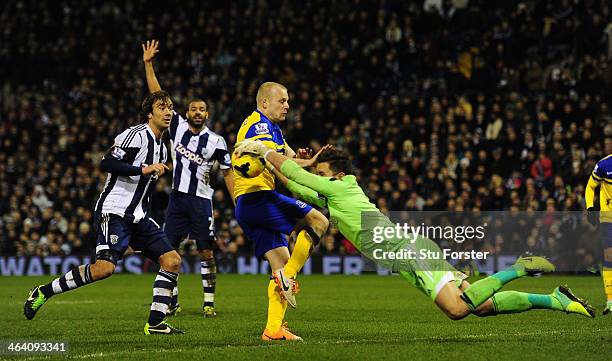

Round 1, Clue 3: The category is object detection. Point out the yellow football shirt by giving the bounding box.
[233,110,287,199]
[586,154,612,222]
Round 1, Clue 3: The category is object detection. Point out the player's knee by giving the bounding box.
[199,249,214,261]
[318,214,330,233]
[90,260,115,281]
[306,209,329,234]
[443,304,470,320]
[160,251,182,273]
[472,307,489,317]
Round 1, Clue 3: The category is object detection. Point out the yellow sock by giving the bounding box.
[285,230,314,278]
[265,280,287,333]
[603,268,612,301]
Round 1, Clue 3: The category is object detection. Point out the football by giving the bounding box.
[232,152,265,178]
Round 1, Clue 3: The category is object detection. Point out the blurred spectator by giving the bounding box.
[531,152,554,188]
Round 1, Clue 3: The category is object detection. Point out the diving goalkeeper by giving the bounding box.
[234,141,595,320]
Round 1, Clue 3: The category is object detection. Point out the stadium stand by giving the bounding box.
[1,0,611,257]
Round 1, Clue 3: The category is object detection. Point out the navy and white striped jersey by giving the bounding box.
[169,112,231,199]
[95,124,168,222]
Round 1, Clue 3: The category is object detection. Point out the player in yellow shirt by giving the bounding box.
[585,154,612,314]
[233,82,329,341]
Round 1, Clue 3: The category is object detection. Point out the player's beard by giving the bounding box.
[188,117,205,131]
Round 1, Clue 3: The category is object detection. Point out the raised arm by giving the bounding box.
[142,40,162,93]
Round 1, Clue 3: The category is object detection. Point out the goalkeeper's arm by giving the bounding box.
[236,140,337,196]
[270,165,326,208]
[263,149,339,197]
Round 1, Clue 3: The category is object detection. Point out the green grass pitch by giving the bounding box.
[2,274,611,360]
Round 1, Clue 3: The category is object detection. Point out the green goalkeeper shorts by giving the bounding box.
[359,219,468,301]
[400,269,467,301]
[395,235,466,301]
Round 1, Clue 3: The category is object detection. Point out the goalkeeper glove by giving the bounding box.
[234,139,269,157]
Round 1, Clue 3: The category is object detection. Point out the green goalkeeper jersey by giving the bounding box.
[282,160,458,299]
[281,160,385,251]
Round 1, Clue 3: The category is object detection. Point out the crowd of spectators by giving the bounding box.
[1,0,611,260]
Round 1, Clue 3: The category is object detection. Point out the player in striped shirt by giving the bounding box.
[24,91,185,334]
[143,40,234,317]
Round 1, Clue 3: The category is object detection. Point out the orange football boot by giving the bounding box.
[261,323,303,341]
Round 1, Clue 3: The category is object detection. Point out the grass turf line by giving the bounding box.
[1,274,611,361]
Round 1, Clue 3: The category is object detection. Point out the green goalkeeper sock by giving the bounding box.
[491,291,562,314]
[461,265,526,309]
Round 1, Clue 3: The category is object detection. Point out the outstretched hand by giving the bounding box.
[142,40,159,63]
[234,139,269,157]
[312,144,333,162]
[293,144,333,168]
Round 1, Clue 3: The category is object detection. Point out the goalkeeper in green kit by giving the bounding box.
[234,140,595,319]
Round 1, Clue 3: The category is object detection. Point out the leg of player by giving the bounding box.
[280,209,328,303]
[163,191,189,317]
[284,209,328,279]
[164,232,184,319]
[144,250,184,335]
[24,258,116,320]
[476,288,595,317]
[25,213,129,320]
[167,283,181,316]
[434,276,595,319]
[165,242,184,317]
[235,191,313,341]
[601,224,612,315]
[199,248,217,318]
[261,247,302,341]
[433,280,475,320]
[602,248,612,315]
[460,255,556,309]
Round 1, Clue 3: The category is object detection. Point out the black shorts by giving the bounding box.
[94,212,174,262]
[164,191,215,250]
